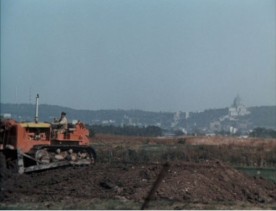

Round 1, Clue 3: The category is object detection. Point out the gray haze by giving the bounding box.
[1,0,276,112]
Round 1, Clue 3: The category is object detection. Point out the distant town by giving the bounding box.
[1,96,276,137]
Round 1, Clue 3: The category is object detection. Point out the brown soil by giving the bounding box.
[1,135,276,209]
[1,160,276,209]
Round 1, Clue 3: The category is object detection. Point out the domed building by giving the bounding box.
[229,95,250,117]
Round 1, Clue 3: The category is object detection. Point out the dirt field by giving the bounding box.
[1,135,276,209]
[1,161,276,209]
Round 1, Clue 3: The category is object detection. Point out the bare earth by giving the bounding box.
[1,161,276,209]
[1,135,276,209]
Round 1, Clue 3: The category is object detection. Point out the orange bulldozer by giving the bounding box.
[0,94,96,174]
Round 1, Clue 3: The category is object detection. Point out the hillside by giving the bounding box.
[0,103,275,134]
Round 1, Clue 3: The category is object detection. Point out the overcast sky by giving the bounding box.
[1,0,276,112]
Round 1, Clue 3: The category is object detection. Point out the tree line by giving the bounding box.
[88,124,163,137]
[88,124,276,138]
[249,127,276,138]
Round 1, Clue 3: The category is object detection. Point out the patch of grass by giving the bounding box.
[236,166,276,182]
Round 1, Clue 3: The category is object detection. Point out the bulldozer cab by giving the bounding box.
[51,121,90,146]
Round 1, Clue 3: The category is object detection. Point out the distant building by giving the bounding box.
[185,112,189,119]
[0,113,12,119]
[171,111,181,127]
[229,126,238,134]
[210,121,221,132]
[228,95,250,117]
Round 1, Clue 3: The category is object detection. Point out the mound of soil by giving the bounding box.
[1,161,276,209]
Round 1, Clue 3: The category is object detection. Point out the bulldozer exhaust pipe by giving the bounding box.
[35,94,39,123]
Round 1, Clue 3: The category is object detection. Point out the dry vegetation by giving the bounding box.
[93,135,276,168]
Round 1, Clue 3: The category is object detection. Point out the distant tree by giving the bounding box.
[174,129,184,136]
[217,130,230,136]
[88,124,163,137]
[249,127,276,138]
[144,126,162,136]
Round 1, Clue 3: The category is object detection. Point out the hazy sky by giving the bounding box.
[1,0,276,112]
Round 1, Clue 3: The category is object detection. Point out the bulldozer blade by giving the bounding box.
[22,160,71,173]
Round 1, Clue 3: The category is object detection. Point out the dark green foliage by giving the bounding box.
[237,167,276,183]
[89,124,163,137]
[174,129,185,136]
[249,127,276,138]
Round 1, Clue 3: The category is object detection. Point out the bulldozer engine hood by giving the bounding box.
[19,122,51,128]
